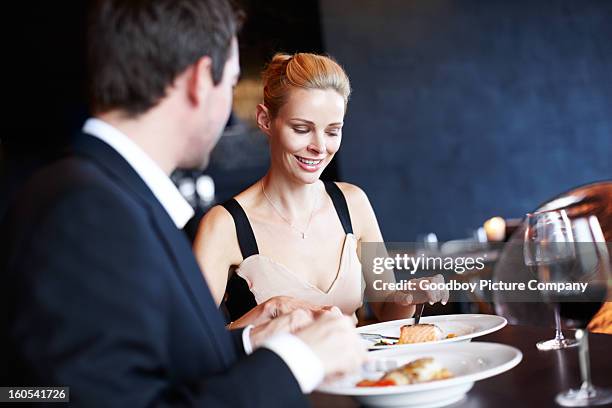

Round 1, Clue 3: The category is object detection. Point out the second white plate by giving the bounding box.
[358,314,507,349]
[317,341,522,407]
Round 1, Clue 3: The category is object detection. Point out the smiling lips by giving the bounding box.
[295,155,325,172]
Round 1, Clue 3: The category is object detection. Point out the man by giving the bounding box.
[0,0,366,406]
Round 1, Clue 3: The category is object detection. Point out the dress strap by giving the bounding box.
[323,181,354,234]
[219,198,258,322]
[220,198,259,259]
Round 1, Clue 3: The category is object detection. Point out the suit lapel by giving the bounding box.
[73,134,236,364]
[148,204,236,364]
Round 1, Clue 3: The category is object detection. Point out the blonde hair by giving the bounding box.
[262,53,351,117]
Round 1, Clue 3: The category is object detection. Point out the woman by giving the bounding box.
[194,53,447,327]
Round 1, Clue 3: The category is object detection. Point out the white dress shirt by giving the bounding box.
[82,118,324,393]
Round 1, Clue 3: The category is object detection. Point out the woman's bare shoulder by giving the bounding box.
[335,182,371,208]
[196,205,236,247]
[200,204,234,229]
[195,181,262,257]
[194,203,245,270]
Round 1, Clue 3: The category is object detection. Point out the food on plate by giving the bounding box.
[357,357,452,387]
[368,321,463,347]
[372,325,458,346]
[398,324,442,344]
[374,339,395,346]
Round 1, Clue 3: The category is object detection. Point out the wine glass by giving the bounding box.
[523,209,578,350]
[554,215,612,406]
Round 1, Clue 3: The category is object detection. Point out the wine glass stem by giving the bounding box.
[577,329,593,390]
[553,304,565,341]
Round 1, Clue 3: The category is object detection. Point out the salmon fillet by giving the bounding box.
[398,323,442,344]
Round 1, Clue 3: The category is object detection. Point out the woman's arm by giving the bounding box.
[193,205,243,306]
[338,183,448,322]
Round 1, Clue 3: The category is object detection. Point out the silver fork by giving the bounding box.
[414,303,426,325]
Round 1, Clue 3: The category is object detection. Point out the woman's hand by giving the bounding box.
[376,274,449,321]
[390,274,450,306]
[227,296,335,329]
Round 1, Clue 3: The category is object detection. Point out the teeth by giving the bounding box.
[296,156,322,165]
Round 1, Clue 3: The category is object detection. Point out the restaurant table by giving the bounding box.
[310,324,612,408]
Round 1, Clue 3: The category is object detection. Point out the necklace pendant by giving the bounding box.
[302,232,306,239]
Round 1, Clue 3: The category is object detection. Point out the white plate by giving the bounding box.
[358,314,507,349]
[317,342,522,407]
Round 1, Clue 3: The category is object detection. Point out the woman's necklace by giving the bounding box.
[261,180,320,239]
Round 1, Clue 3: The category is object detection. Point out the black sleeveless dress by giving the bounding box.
[220,181,354,322]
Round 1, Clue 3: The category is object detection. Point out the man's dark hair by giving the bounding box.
[88,0,240,116]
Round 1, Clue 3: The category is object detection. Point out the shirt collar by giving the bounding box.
[82,117,194,229]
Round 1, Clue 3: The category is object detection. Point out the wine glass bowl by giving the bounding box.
[523,209,579,350]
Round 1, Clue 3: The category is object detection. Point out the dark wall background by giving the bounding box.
[2,1,90,216]
[320,0,612,241]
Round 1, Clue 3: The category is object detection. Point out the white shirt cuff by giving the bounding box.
[261,333,325,393]
[242,325,255,355]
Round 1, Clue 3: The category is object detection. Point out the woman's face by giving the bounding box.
[266,87,345,184]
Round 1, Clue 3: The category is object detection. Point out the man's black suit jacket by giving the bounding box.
[0,134,307,407]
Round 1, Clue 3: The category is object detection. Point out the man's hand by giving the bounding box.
[228,296,333,329]
[249,308,315,349]
[294,310,367,378]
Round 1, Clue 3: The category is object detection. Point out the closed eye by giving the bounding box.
[293,127,310,134]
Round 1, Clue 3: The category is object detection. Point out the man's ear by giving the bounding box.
[256,103,272,136]
[188,56,214,105]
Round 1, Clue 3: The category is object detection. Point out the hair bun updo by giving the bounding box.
[262,53,351,117]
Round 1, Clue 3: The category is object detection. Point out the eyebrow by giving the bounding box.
[289,118,344,127]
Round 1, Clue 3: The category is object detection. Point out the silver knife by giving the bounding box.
[359,333,400,341]
[414,303,425,325]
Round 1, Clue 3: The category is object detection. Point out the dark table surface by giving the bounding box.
[310,324,612,408]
